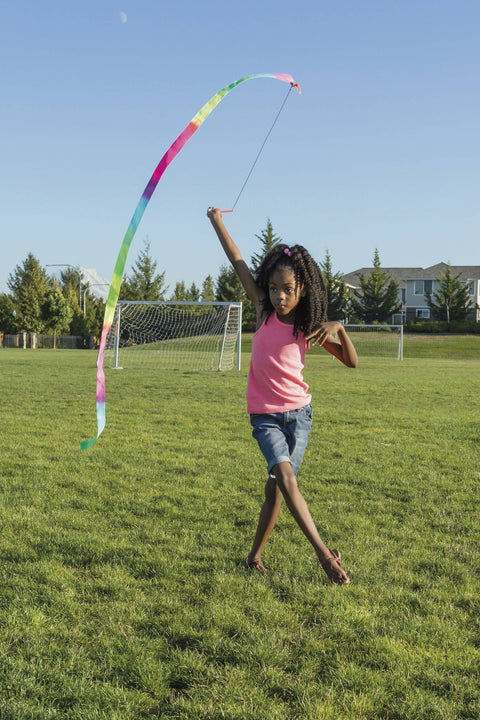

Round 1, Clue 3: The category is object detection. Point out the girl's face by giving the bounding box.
[268,266,305,323]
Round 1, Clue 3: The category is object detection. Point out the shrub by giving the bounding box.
[404,320,480,334]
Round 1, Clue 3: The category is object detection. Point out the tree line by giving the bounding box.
[0,220,475,338]
[0,260,105,338]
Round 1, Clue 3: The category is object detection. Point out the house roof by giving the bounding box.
[343,263,480,287]
[412,263,480,280]
[342,267,419,286]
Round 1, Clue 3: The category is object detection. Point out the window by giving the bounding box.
[416,308,430,319]
[468,280,475,295]
[414,279,433,295]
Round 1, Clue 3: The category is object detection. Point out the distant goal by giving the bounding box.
[342,324,403,359]
[105,301,242,371]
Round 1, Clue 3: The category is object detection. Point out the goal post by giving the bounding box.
[105,301,242,371]
[342,324,403,359]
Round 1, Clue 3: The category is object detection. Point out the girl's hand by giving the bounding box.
[307,322,358,368]
[306,321,342,347]
[207,206,223,224]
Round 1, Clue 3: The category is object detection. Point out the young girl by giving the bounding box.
[207,207,358,585]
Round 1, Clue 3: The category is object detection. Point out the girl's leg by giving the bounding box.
[247,475,283,571]
[272,461,350,584]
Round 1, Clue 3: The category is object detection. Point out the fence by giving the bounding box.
[0,333,94,349]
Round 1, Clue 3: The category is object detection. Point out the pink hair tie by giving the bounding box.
[284,248,292,257]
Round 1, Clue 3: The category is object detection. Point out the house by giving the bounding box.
[342,263,480,324]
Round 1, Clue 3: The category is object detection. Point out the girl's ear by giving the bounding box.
[300,285,307,298]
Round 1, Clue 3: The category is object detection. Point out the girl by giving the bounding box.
[207,207,358,585]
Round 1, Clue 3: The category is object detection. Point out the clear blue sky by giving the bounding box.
[2,0,479,296]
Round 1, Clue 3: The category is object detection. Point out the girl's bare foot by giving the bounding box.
[246,556,268,573]
[320,549,350,585]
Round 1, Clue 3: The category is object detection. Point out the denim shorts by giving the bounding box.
[250,404,313,477]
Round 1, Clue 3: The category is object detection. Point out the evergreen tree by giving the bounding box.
[200,275,215,302]
[321,250,349,321]
[42,284,73,346]
[350,249,402,323]
[90,297,106,341]
[81,290,105,335]
[60,268,82,311]
[58,271,101,335]
[425,265,474,322]
[215,264,246,302]
[120,238,168,300]
[251,218,282,273]
[60,277,87,335]
[8,254,51,332]
[170,281,188,301]
[0,294,17,333]
[216,264,255,330]
[186,282,200,301]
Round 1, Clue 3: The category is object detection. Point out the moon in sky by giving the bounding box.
[120,11,127,24]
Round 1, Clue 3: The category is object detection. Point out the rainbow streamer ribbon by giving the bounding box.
[81,72,300,450]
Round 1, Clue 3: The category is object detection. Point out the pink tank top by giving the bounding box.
[246,312,311,414]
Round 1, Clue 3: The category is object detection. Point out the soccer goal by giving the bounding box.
[105,301,242,371]
[343,324,403,359]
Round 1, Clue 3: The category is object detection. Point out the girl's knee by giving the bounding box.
[272,464,298,495]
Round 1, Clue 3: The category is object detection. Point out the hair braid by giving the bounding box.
[255,244,328,336]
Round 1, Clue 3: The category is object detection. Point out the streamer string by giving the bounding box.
[222,83,297,213]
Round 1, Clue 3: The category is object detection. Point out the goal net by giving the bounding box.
[105,301,242,371]
[342,324,403,359]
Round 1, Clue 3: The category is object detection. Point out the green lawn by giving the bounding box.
[0,345,479,719]
[403,333,480,359]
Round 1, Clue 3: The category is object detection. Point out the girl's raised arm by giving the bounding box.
[207,207,265,309]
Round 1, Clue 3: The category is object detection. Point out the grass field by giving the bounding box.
[0,337,479,719]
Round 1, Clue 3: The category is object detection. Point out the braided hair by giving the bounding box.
[255,244,328,337]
